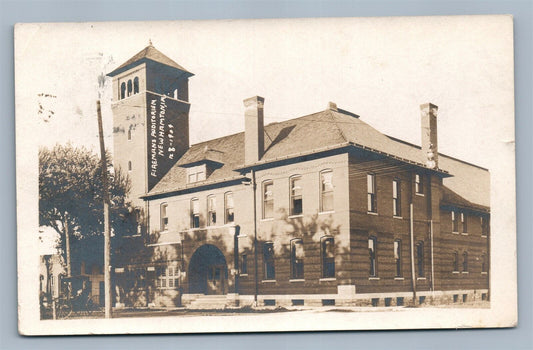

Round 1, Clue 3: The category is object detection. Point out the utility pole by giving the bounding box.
[251,169,259,307]
[410,203,417,306]
[96,99,112,318]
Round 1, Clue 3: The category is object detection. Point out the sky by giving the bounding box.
[15,16,514,170]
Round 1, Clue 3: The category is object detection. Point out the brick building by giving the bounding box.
[108,44,490,308]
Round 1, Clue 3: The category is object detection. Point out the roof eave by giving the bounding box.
[107,58,194,78]
[234,141,450,177]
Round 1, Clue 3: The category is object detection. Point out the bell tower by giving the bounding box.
[107,43,193,206]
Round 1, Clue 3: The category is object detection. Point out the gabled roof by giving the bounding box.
[441,186,489,213]
[107,44,193,77]
[146,107,489,210]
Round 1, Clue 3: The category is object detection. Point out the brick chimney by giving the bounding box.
[244,96,265,164]
[420,103,439,169]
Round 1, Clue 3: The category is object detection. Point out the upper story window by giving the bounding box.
[415,173,424,195]
[461,212,467,233]
[416,241,424,277]
[128,161,132,172]
[367,174,377,213]
[160,203,168,232]
[368,236,377,277]
[133,77,139,94]
[393,179,401,217]
[224,192,234,224]
[320,170,334,212]
[120,82,126,99]
[452,211,459,233]
[207,195,216,226]
[190,198,200,228]
[290,239,304,279]
[394,239,402,277]
[290,176,303,216]
[321,237,335,278]
[263,181,274,219]
[187,166,206,184]
[127,79,133,97]
[263,242,275,280]
[453,251,459,272]
[127,128,132,141]
[481,216,489,237]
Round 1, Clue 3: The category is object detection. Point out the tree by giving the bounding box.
[39,143,138,276]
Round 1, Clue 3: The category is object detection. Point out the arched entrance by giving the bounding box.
[188,244,228,295]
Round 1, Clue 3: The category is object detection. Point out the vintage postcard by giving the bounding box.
[15,15,516,335]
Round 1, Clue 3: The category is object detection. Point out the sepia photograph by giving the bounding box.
[15,15,516,335]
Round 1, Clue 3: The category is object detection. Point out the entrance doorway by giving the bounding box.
[188,244,228,295]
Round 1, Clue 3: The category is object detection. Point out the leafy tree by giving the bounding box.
[39,143,139,275]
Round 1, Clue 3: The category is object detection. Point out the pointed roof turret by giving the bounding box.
[107,43,193,77]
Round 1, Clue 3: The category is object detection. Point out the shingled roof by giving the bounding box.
[146,107,489,210]
[107,44,193,77]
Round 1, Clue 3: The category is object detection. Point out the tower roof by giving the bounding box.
[107,43,193,77]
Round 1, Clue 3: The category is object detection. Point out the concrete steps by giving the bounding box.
[188,295,229,309]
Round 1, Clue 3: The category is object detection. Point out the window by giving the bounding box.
[481,216,489,237]
[393,179,401,216]
[290,176,303,215]
[320,170,334,212]
[321,237,335,278]
[127,128,132,141]
[128,161,132,171]
[369,236,377,277]
[461,212,467,233]
[127,79,132,97]
[160,203,168,231]
[452,211,458,232]
[453,251,459,272]
[120,82,126,99]
[133,77,139,94]
[187,169,206,183]
[462,251,468,272]
[290,239,304,279]
[156,265,179,289]
[416,241,424,277]
[224,192,234,224]
[394,239,402,277]
[481,253,487,273]
[207,195,216,226]
[415,173,424,195]
[191,198,200,228]
[263,242,275,280]
[367,174,377,213]
[263,181,274,219]
[240,254,248,275]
